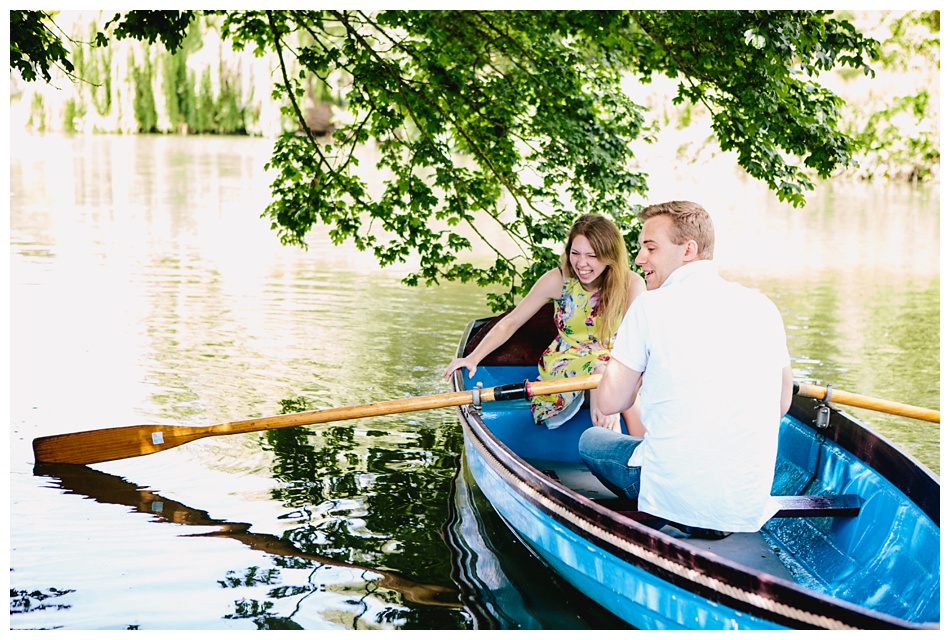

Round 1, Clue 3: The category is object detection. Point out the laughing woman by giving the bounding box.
[442,214,646,433]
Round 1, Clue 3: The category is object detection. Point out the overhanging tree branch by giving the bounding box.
[12,9,886,311]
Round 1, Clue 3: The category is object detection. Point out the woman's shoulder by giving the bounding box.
[626,270,647,300]
[530,267,568,297]
[539,266,568,283]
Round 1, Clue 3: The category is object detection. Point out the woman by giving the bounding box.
[442,214,646,433]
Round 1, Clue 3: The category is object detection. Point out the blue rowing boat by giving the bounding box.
[449,308,939,630]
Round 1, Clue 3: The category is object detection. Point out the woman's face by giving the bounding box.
[569,234,608,291]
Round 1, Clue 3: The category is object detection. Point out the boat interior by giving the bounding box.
[469,363,797,574]
[523,456,798,580]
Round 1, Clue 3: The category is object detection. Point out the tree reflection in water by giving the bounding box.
[262,394,467,622]
[33,460,462,629]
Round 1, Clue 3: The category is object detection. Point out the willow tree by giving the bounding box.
[12,9,878,310]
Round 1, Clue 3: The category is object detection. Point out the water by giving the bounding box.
[8,134,939,630]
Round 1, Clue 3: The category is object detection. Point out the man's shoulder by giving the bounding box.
[719,278,781,310]
[657,272,782,316]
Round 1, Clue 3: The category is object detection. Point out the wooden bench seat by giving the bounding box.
[770,494,863,517]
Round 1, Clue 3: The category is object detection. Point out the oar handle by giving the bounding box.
[794,383,939,424]
[481,374,602,402]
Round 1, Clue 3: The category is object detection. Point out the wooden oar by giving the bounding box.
[32,375,602,465]
[795,383,939,424]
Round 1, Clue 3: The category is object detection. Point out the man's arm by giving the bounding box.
[597,357,643,416]
[780,365,793,416]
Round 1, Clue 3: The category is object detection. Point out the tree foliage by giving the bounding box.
[626,11,874,204]
[102,9,196,52]
[837,11,940,181]
[10,10,880,310]
[9,10,75,82]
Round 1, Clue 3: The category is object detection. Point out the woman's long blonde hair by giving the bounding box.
[560,214,630,343]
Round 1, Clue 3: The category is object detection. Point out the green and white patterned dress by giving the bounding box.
[530,277,617,426]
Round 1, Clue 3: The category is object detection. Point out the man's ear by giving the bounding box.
[682,238,699,262]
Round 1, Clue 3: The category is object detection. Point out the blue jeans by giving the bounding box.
[579,426,643,500]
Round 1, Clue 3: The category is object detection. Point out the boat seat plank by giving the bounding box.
[770,494,864,517]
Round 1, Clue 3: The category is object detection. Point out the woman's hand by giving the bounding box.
[442,357,478,381]
[591,405,622,432]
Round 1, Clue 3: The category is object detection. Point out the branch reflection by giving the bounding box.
[33,463,461,614]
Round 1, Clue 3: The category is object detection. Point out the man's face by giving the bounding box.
[635,215,694,290]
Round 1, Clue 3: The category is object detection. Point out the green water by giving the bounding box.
[9,134,938,630]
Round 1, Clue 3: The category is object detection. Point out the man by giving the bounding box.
[580,200,793,537]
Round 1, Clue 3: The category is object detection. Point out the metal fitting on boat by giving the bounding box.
[472,382,483,413]
[816,384,833,429]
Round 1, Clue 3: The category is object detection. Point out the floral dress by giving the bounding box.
[530,277,616,424]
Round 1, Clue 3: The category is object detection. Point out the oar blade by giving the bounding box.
[32,424,212,465]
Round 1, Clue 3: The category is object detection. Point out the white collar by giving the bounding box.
[660,260,718,289]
